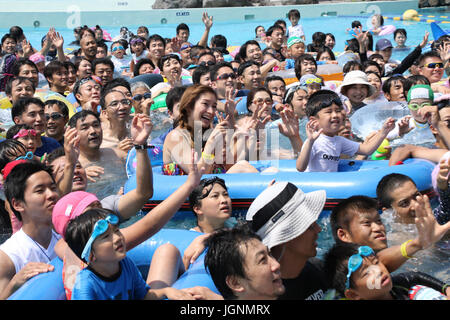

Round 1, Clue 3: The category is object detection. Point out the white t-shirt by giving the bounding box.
[132,50,149,64]
[305,134,360,172]
[0,229,61,273]
[111,55,131,75]
[288,24,305,38]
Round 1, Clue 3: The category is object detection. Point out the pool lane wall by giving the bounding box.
[0,0,423,29]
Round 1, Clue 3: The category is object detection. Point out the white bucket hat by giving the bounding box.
[339,70,376,97]
[246,182,326,250]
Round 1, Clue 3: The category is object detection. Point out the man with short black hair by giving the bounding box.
[43,60,68,95]
[92,58,114,87]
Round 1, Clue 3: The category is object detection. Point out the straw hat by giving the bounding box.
[339,70,376,97]
[246,182,326,250]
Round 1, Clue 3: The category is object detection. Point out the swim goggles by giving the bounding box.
[180,44,193,51]
[132,92,152,101]
[16,151,34,161]
[81,214,120,263]
[45,112,64,121]
[423,62,444,69]
[13,129,37,139]
[111,46,125,52]
[345,246,375,289]
[408,102,431,111]
[302,78,323,85]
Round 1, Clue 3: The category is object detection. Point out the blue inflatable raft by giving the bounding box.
[124,158,436,216]
[8,228,217,300]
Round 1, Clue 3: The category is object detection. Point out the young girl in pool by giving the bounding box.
[6,124,40,160]
[129,36,149,74]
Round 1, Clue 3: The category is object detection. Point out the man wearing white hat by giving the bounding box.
[246,181,330,300]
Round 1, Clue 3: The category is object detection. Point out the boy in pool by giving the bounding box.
[386,84,434,142]
[393,28,408,49]
[324,242,449,300]
[65,208,195,300]
[330,194,450,273]
[296,90,395,172]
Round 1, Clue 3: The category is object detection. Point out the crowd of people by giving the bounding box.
[0,7,449,301]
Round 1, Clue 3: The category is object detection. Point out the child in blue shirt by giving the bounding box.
[65,208,194,300]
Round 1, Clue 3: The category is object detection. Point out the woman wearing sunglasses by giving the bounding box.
[130,81,153,115]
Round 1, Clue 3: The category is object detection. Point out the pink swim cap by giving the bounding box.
[52,191,99,237]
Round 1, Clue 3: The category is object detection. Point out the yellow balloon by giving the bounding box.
[34,90,76,118]
[403,9,419,21]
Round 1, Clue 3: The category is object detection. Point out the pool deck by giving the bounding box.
[0,0,426,29]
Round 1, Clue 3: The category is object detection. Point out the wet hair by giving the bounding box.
[239,40,261,62]
[381,75,406,95]
[192,65,211,85]
[372,14,384,26]
[403,75,430,95]
[294,54,317,80]
[74,57,92,73]
[9,26,24,42]
[363,60,382,75]
[1,33,16,46]
[44,99,69,118]
[198,51,216,64]
[147,34,166,49]
[237,60,259,77]
[79,26,96,39]
[274,19,287,29]
[418,51,442,66]
[393,28,407,40]
[351,20,362,29]
[189,45,207,61]
[305,89,343,117]
[343,61,363,74]
[210,61,234,81]
[157,53,181,72]
[264,75,285,91]
[0,139,27,170]
[4,160,55,221]
[266,24,284,37]
[189,177,228,212]
[43,60,68,81]
[5,76,35,96]
[133,58,155,77]
[330,195,379,242]
[11,97,44,120]
[92,57,114,73]
[165,85,188,113]
[288,9,300,20]
[368,53,384,63]
[324,242,364,295]
[345,38,360,54]
[176,23,190,35]
[45,147,66,166]
[210,34,227,49]
[255,25,264,36]
[204,222,262,300]
[376,173,416,209]
[6,123,34,140]
[101,78,131,101]
[11,58,39,77]
[65,208,112,262]
[68,110,101,129]
[316,47,336,61]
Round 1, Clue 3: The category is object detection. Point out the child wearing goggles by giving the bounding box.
[65,208,198,300]
[110,41,131,77]
[324,242,449,300]
[386,84,435,141]
[6,124,39,156]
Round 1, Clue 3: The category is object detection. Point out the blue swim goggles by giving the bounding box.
[81,214,120,263]
[345,246,375,289]
[16,151,34,161]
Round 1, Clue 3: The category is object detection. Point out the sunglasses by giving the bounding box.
[346,246,375,289]
[199,61,215,67]
[112,46,125,52]
[132,92,152,101]
[216,72,236,81]
[180,44,193,51]
[253,98,273,106]
[81,214,120,263]
[408,102,431,111]
[130,39,144,46]
[45,112,64,121]
[423,62,444,69]
[13,129,37,139]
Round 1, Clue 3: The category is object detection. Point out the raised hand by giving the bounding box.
[414,194,450,250]
[187,149,205,188]
[397,116,413,136]
[278,107,300,138]
[202,12,213,30]
[130,114,153,145]
[63,127,80,165]
[381,117,396,135]
[436,157,450,191]
[305,118,323,141]
[419,31,430,49]
[50,31,64,50]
